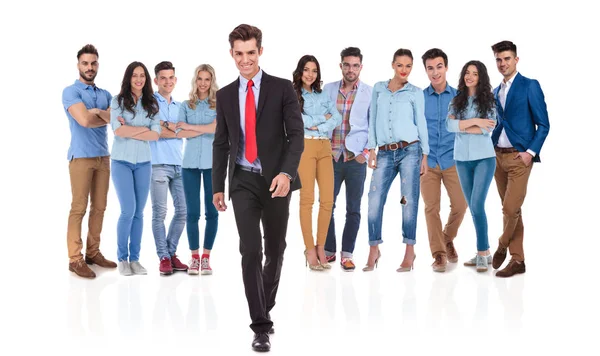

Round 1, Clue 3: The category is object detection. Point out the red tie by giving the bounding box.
[245,79,257,163]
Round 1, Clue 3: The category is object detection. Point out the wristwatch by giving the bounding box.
[162,121,169,129]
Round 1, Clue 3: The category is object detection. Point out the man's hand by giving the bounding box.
[213,193,227,212]
[368,149,377,169]
[420,155,428,176]
[514,151,533,167]
[355,154,367,164]
[89,108,100,116]
[269,174,290,198]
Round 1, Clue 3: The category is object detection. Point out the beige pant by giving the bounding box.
[67,156,110,262]
[298,139,334,250]
[420,165,467,257]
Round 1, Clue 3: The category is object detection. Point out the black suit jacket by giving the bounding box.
[212,71,304,197]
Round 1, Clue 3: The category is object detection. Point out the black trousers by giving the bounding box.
[230,168,291,333]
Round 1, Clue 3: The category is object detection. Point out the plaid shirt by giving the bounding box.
[331,81,369,162]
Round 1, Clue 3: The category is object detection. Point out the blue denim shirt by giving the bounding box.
[424,84,458,170]
[149,92,183,165]
[301,88,342,137]
[446,96,497,161]
[62,80,112,159]
[368,81,429,155]
[110,95,161,164]
[236,70,262,169]
[179,99,215,169]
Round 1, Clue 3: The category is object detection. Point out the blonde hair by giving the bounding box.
[188,64,218,110]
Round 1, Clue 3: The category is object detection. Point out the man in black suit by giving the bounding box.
[212,24,304,352]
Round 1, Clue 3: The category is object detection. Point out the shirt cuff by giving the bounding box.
[279,172,292,181]
[526,149,536,157]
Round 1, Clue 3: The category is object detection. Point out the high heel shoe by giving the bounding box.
[316,245,331,269]
[396,255,416,272]
[305,250,324,271]
[362,250,381,272]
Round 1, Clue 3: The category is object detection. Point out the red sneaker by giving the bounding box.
[171,254,188,271]
[159,257,173,275]
[201,255,213,275]
[188,257,200,275]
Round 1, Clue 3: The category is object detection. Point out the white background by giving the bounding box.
[1,0,598,355]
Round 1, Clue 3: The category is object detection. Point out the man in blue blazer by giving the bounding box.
[490,41,550,277]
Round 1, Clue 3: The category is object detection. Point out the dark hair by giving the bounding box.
[292,55,322,113]
[117,61,159,119]
[154,61,175,76]
[77,44,99,60]
[491,40,517,56]
[340,47,363,62]
[421,48,448,67]
[229,24,262,49]
[393,48,413,62]
[452,60,494,120]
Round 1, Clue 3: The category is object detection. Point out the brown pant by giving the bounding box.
[494,151,533,262]
[421,165,467,258]
[67,156,110,262]
[298,139,334,250]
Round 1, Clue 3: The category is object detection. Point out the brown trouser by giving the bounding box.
[67,156,110,262]
[494,151,533,262]
[421,165,467,258]
[298,139,334,250]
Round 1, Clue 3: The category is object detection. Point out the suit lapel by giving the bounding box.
[256,71,270,122]
[230,78,241,143]
[504,72,522,112]
[494,86,504,119]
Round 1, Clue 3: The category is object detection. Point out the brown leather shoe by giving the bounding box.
[446,242,458,263]
[495,260,525,278]
[69,259,96,279]
[432,254,447,272]
[85,252,117,268]
[492,245,508,269]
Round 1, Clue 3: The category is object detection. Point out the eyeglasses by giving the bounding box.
[341,63,361,70]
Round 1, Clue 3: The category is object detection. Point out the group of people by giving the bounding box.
[63,23,549,352]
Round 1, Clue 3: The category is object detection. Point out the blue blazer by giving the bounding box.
[492,73,550,163]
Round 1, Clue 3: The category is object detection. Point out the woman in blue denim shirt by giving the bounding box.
[292,55,342,271]
[176,64,219,275]
[110,62,161,276]
[446,60,497,272]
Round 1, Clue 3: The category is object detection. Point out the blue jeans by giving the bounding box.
[111,159,152,262]
[455,158,496,252]
[182,168,218,251]
[368,144,422,246]
[324,158,367,258]
[151,164,187,259]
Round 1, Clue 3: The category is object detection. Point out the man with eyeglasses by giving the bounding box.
[323,47,373,271]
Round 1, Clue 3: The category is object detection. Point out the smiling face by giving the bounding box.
[392,55,413,83]
[425,56,447,88]
[230,38,263,80]
[301,61,318,89]
[464,64,479,92]
[340,55,362,84]
[495,50,519,81]
[154,69,176,97]
[130,66,146,95]
[77,53,99,84]
[196,70,212,98]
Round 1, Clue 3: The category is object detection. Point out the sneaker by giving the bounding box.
[340,257,355,271]
[159,257,173,275]
[130,261,147,275]
[201,256,213,275]
[464,254,492,267]
[119,261,133,276]
[325,254,336,263]
[476,255,489,272]
[69,259,96,279]
[188,257,200,275]
[171,254,188,271]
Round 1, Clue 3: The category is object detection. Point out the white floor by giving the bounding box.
[5,159,597,356]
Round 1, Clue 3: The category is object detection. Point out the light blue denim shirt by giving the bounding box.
[446,96,497,161]
[62,80,112,159]
[149,92,183,165]
[179,98,215,169]
[368,81,429,155]
[236,69,262,169]
[424,84,458,170]
[301,88,342,137]
[110,95,161,164]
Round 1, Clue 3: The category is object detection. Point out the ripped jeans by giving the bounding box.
[367,144,422,246]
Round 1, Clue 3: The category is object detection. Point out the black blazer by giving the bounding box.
[212,71,304,197]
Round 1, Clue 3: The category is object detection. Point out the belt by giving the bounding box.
[494,146,519,153]
[305,135,329,140]
[378,140,418,151]
[236,164,262,175]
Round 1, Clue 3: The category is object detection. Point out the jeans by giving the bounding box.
[111,159,152,262]
[182,168,218,251]
[151,164,187,259]
[368,144,422,246]
[456,157,496,252]
[324,158,367,258]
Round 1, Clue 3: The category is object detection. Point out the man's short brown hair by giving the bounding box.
[228,24,262,49]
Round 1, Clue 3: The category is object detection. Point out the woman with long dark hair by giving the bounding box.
[110,61,161,276]
[446,60,497,272]
[292,55,342,271]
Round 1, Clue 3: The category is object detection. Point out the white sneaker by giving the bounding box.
[130,261,147,275]
[119,261,133,276]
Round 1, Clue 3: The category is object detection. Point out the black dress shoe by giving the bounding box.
[252,332,271,352]
[268,326,274,334]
